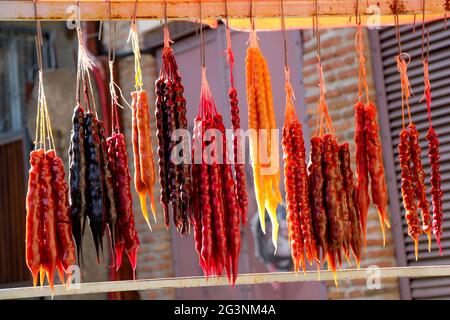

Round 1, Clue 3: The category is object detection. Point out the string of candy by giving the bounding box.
[198,0,217,118]
[395,4,426,260]
[128,0,144,92]
[128,21,143,92]
[161,25,176,80]
[200,67,218,118]
[420,0,432,126]
[316,57,334,137]
[76,28,98,117]
[108,62,131,127]
[314,0,334,137]
[280,1,296,121]
[108,7,131,133]
[355,24,370,105]
[396,54,413,129]
[419,0,443,255]
[393,2,412,130]
[224,0,234,88]
[249,0,255,30]
[107,1,120,133]
[200,0,205,69]
[33,0,55,153]
[159,1,176,81]
[280,0,288,72]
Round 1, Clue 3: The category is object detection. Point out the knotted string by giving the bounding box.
[316,56,334,137]
[355,24,370,105]
[396,54,413,129]
[76,28,97,117]
[128,20,143,91]
[33,0,55,152]
[421,58,432,127]
[224,0,235,89]
[420,0,432,127]
[280,0,297,125]
[199,67,218,119]
[284,67,296,123]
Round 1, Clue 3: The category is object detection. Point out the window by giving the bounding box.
[371,20,450,299]
[0,24,53,285]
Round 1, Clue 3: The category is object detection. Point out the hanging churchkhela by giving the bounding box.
[306,12,363,283]
[245,27,282,251]
[397,55,423,260]
[190,8,242,281]
[191,67,241,283]
[155,24,191,234]
[129,20,157,229]
[26,21,76,289]
[354,24,389,247]
[421,30,443,254]
[278,1,317,273]
[395,14,431,260]
[283,71,318,272]
[224,4,248,225]
[69,28,116,263]
[107,23,140,275]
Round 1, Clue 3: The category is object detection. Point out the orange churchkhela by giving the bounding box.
[245,29,282,252]
[282,67,318,272]
[354,24,389,248]
[130,20,157,229]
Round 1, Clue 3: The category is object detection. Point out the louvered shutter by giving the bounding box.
[377,20,450,299]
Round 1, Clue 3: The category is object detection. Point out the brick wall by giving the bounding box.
[117,53,176,300]
[302,28,401,299]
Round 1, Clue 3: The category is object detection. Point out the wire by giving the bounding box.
[249,0,255,30]
[280,0,288,70]
[199,0,205,68]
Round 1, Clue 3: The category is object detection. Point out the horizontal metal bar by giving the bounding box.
[1,265,450,300]
[0,0,448,21]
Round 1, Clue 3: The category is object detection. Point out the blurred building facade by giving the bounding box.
[1,19,449,299]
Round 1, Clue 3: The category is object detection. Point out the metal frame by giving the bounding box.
[0,0,447,21]
[2,265,450,300]
[368,29,412,300]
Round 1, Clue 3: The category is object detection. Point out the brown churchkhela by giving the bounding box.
[308,137,327,262]
[354,101,370,248]
[364,103,390,243]
[339,143,362,266]
[323,134,344,273]
[155,26,191,234]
